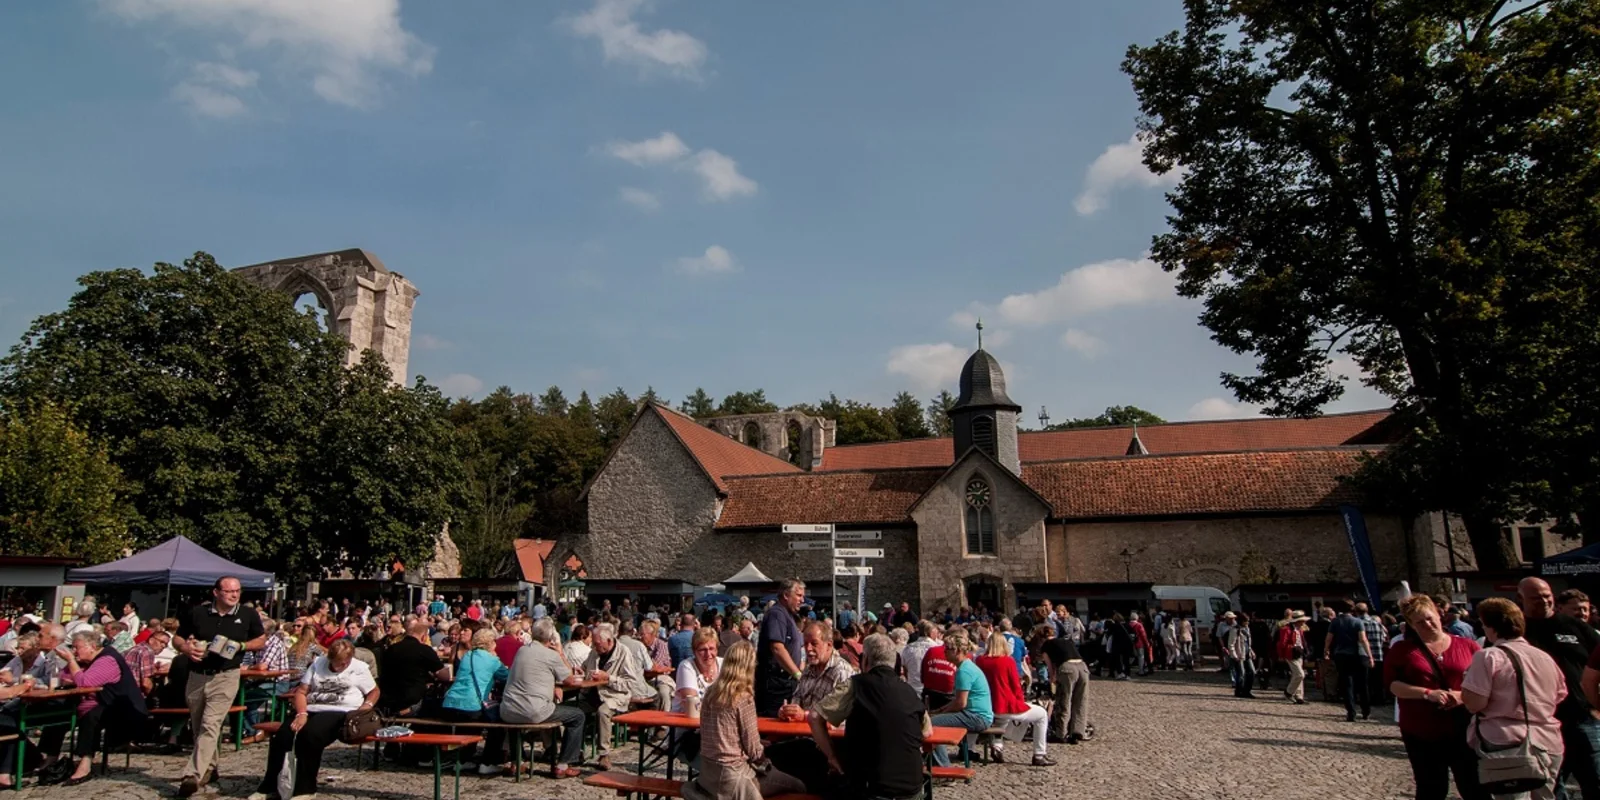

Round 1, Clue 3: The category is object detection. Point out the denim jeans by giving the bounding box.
[1333,655,1370,718]
[1228,656,1255,696]
[930,710,990,767]
[1555,716,1600,800]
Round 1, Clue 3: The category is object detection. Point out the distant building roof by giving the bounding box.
[653,404,802,493]
[818,410,1395,471]
[716,468,942,530]
[513,538,556,584]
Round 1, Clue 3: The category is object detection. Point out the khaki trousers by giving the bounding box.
[1049,661,1090,739]
[1286,658,1305,701]
[185,669,241,780]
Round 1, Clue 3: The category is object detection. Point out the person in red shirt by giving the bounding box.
[1275,612,1311,704]
[1384,595,1486,800]
[494,619,524,668]
[974,631,1054,766]
[1129,614,1152,676]
[921,639,958,709]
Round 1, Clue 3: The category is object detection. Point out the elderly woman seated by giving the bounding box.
[250,639,379,800]
[41,629,149,786]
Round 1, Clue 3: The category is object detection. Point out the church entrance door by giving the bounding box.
[965,576,1001,615]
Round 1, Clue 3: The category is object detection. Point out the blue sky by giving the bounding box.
[0,0,1386,423]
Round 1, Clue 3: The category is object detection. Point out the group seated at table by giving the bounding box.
[682,641,805,800]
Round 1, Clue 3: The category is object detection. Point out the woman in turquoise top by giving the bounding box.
[929,628,994,768]
[442,627,510,769]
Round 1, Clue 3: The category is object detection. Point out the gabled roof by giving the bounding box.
[906,445,1051,519]
[818,409,1395,471]
[716,467,943,530]
[652,404,803,493]
[1023,447,1374,520]
[513,538,556,584]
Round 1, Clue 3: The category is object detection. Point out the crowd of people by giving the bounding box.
[0,579,1113,798]
[17,576,1600,799]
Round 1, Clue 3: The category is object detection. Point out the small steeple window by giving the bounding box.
[971,415,996,458]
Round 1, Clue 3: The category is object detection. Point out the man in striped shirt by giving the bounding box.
[1354,603,1387,703]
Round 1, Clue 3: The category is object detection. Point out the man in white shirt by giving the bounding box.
[899,621,941,695]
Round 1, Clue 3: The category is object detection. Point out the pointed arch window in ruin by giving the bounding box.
[742,421,762,450]
[786,419,805,463]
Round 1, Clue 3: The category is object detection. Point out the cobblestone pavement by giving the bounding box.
[18,669,1416,800]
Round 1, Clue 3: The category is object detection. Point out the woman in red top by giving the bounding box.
[975,632,1054,767]
[1383,594,1488,800]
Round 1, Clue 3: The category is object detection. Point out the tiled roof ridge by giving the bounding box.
[817,407,1393,453]
[1020,443,1386,467]
[649,403,803,485]
[724,465,949,482]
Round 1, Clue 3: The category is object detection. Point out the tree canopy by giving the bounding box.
[1125,0,1600,567]
[0,402,131,562]
[0,253,465,578]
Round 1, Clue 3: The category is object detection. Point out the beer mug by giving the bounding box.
[686,695,701,721]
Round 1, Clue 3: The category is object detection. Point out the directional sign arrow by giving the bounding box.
[835,548,883,559]
[834,566,873,577]
[787,541,833,551]
[834,531,881,542]
[782,524,834,534]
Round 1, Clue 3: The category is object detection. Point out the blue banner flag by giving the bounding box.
[1339,505,1382,607]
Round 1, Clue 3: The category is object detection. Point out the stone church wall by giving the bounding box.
[562,411,722,582]
[913,459,1049,613]
[1046,513,1413,589]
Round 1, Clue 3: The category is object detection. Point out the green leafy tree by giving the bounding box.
[0,252,465,577]
[595,388,636,447]
[0,402,131,562]
[717,390,779,416]
[679,388,716,418]
[1124,0,1600,568]
[818,394,900,445]
[1046,405,1167,431]
[926,391,957,437]
[888,391,933,439]
[536,386,568,417]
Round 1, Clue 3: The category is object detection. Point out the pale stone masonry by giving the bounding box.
[233,248,419,385]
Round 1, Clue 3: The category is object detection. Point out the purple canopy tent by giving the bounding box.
[67,535,274,590]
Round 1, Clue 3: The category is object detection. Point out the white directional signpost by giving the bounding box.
[783,524,885,627]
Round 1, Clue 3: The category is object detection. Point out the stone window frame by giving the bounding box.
[963,472,997,557]
[742,421,762,449]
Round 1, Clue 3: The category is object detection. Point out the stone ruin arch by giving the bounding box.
[232,248,419,385]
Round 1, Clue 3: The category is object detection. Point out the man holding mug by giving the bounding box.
[173,577,265,797]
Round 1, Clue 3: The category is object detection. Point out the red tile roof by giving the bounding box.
[817,410,1395,471]
[716,468,943,530]
[513,538,557,584]
[653,404,802,493]
[1023,448,1374,520]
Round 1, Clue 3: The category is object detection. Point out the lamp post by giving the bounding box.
[1119,547,1135,582]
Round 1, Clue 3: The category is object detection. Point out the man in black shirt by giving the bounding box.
[1041,626,1090,743]
[172,577,265,797]
[756,579,806,717]
[810,633,928,800]
[378,620,448,717]
[1520,576,1600,798]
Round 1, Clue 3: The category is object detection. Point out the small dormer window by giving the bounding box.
[972,415,996,457]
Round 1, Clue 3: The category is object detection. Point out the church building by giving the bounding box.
[552,345,1491,615]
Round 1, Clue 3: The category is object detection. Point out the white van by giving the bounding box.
[1152,585,1234,640]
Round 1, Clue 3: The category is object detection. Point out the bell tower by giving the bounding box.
[948,321,1022,475]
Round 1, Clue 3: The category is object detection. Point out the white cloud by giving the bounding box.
[103,0,434,109]
[994,257,1173,327]
[690,149,757,200]
[565,0,708,81]
[171,60,258,117]
[604,132,758,202]
[606,132,690,165]
[673,245,738,276]
[1186,397,1263,421]
[1060,329,1105,358]
[1074,133,1182,215]
[437,373,484,398]
[887,343,969,392]
[619,187,661,211]
[414,333,450,351]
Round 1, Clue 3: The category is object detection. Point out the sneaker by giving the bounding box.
[460,761,477,770]
[476,765,503,776]
[248,793,272,800]
[1031,754,1057,767]
[177,777,200,798]
[989,746,1005,764]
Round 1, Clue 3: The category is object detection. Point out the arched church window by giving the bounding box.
[742,421,762,449]
[964,477,996,555]
[972,415,996,458]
